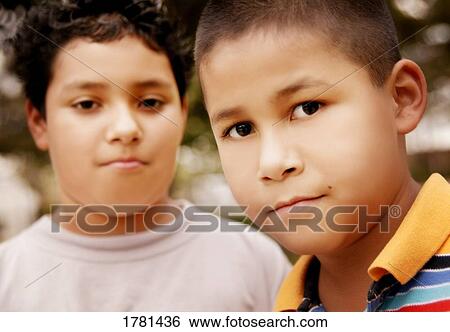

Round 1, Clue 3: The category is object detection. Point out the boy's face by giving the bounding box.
[32,36,187,205]
[200,30,408,255]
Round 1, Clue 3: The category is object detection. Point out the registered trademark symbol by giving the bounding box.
[389,205,402,218]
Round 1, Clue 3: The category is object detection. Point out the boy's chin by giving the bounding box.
[267,230,352,256]
[70,193,160,207]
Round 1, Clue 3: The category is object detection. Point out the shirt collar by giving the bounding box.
[274,255,313,311]
[368,173,450,284]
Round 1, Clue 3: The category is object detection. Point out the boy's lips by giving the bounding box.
[273,194,325,213]
[100,157,148,170]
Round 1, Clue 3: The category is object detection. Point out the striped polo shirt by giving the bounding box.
[274,173,450,312]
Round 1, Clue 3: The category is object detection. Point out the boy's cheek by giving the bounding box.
[224,177,268,223]
[219,146,259,190]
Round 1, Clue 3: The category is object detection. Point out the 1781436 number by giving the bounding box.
[123,315,181,328]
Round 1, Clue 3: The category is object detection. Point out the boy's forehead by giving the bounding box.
[201,28,343,89]
[50,36,178,91]
[200,27,331,71]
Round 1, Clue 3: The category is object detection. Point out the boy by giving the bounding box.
[195,0,450,311]
[0,0,290,311]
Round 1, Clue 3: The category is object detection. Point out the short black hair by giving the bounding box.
[7,0,193,115]
[195,0,402,86]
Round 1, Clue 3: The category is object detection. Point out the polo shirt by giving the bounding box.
[274,173,450,312]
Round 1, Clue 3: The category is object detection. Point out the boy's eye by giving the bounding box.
[74,100,99,110]
[140,98,163,110]
[227,122,254,139]
[291,101,322,119]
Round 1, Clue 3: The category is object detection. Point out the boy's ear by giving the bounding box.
[389,59,428,135]
[181,95,189,115]
[25,100,49,151]
[180,95,189,126]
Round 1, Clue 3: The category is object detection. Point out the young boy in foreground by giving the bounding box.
[195,0,450,311]
[0,0,290,311]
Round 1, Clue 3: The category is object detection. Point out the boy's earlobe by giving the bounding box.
[25,100,49,151]
[390,59,428,135]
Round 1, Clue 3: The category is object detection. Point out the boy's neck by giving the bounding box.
[57,195,181,237]
[316,175,421,311]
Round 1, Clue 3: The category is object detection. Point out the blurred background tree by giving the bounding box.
[0,0,449,242]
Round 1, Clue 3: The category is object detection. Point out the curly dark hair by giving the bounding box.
[7,0,193,115]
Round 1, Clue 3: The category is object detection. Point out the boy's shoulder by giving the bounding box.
[0,215,51,271]
[0,217,37,259]
[0,216,49,305]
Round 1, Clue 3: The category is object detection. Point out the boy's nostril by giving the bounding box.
[283,167,296,176]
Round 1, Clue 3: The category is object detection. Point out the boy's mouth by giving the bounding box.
[273,194,326,214]
[100,157,148,170]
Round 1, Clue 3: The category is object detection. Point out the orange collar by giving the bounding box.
[368,173,450,283]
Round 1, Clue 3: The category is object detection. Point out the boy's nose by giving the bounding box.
[106,106,143,145]
[257,134,304,182]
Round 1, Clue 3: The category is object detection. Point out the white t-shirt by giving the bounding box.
[0,201,291,311]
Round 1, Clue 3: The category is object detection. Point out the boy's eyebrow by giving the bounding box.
[63,81,109,90]
[211,107,244,126]
[273,77,330,102]
[63,79,173,91]
[131,79,173,90]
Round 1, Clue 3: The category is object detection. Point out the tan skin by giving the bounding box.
[26,36,188,236]
[199,29,427,311]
